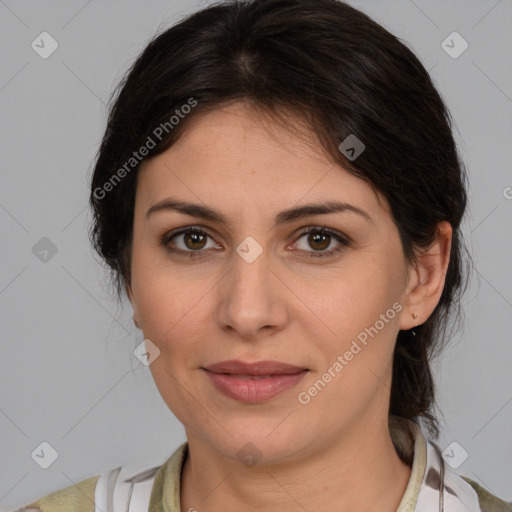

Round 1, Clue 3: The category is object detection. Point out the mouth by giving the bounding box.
[201,360,309,402]
[203,359,308,376]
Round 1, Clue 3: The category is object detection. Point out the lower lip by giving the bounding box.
[203,369,308,402]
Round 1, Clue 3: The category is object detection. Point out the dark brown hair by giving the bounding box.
[88,0,471,439]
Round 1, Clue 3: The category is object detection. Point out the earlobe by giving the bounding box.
[131,306,142,330]
[399,221,453,331]
[125,281,141,330]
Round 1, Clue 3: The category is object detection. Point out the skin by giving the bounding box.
[127,101,452,512]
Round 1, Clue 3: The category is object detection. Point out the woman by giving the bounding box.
[14,0,511,511]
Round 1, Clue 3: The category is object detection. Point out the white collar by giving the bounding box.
[390,415,483,511]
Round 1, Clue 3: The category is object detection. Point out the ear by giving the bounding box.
[125,280,141,330]
[398,221,453,331]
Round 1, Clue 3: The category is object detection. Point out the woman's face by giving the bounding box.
[128,101,420,463]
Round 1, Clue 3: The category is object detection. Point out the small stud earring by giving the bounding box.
[411,313,418,336]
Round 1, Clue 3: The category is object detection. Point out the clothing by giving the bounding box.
[12,415,511,512]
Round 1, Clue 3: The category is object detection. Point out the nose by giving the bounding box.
[216,239,288,341]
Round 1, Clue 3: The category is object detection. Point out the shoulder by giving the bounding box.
[461,476,512,512]
[11,444,187,512]
[397,421,511,512]
[11,475,99,512]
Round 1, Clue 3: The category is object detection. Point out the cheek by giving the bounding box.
[131,257,213,356]
[130,250,178,342]
[310,270,400,402]
[312,259,402,378]
[326,259,399,326]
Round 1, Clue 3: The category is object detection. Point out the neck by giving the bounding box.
[180,416,412,512]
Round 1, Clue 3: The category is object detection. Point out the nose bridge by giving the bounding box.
[217,234,287,337]
[234,235,269,294]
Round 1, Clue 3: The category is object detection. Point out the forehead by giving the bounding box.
[157,102,331,173]
[136,102,388,221]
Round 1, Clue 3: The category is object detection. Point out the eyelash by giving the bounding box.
[161,226,351,260]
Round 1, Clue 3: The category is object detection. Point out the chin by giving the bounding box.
[195,421,313,466]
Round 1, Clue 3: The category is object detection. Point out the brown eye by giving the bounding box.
[294,227,351,259]
[162,228,217,258]
[183,231,208,250]
[161,226,350,260]
[306,231,331,251]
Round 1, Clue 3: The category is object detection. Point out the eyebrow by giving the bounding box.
[145,198,373,227]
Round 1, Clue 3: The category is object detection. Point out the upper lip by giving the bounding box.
[203,359,307,375]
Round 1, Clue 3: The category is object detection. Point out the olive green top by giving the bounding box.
[13,417,512,512]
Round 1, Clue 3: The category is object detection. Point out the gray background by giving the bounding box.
[1,0,511,509]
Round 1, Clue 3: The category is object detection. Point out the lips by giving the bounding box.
[202,359,309,402]
[203,359,307,376]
